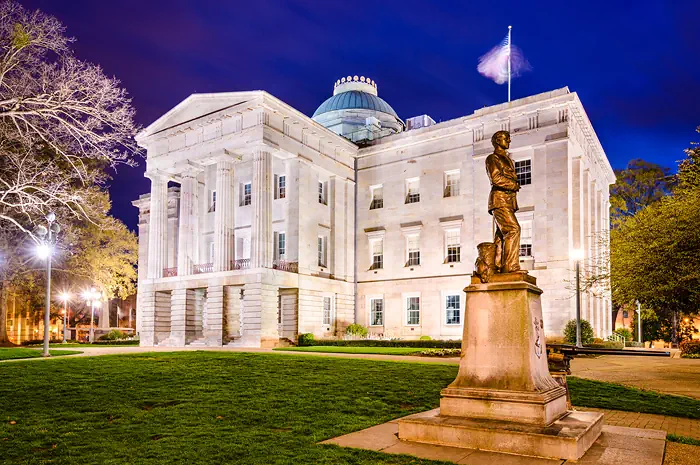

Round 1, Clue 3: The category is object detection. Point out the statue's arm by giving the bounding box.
[486,156,519,191]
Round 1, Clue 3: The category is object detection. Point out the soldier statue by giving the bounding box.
[475,130,521,282]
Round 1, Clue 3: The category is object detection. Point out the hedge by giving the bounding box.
[91,339,140,346]
[680,340,700,358]
[301,339,462,348]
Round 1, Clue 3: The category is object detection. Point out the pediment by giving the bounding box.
[137,91,264,142]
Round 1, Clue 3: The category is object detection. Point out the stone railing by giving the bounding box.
[273,260,299,273]
[193,263,214,274]
[232,258,250,270]
[163,267,178,277]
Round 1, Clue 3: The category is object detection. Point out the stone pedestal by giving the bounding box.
[398,272,603,461]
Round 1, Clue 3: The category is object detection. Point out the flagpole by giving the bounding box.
[507,25,512,102]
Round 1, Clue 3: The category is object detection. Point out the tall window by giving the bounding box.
[275,175,286,199]
[445,294,461,325]
[406,235,420,266]
[318,181,327,204]
[322,296,333,325]
[277,232,286,258]
[209,190,217,212]
[446,229,461,263]
[370,185,383,210]
[406,296,420,325]
[444,171,460,197]
[515,160,532,186]
[520,220,533,257]
[370,239,383,270]
[317,236,327,267]
[370,298,384,326]
[241,182,252,206]
[405,178,420,204]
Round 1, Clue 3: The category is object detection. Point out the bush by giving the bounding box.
[613,328,633,342]
[297,333,315,346]
[563,319,594,345]
[92,339,139,346]
[419,335,432,341]
[680,340,700,358]
[20,339,62,346]
[420,348,460,357]
[99,329,128,341]
[345,324,368,338]
[300,339,462,349]
[585,341,624,349]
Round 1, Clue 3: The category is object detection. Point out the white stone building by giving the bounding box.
[133,78,614,348]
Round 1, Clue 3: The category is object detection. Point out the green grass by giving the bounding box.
[1,352,700,464]
[568,376,700,419]
[274,346,425,356]
[667,434,700,446]
[0,348,82,361]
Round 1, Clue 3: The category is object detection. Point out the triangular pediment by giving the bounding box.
[137,91,264,141]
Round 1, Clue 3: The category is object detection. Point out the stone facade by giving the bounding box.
[133,87,614,347]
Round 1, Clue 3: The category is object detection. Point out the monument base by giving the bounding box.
[398,409,604,461]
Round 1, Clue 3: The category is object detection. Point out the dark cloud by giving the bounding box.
[20,0,700,230]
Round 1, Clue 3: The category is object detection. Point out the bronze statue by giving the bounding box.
[475,130,521,282]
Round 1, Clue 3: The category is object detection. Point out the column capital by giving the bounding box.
[144,170,170,183]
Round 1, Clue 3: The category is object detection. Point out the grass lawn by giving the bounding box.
[0,348,82,361]
[273,346,425,356]
[1,352,699,464]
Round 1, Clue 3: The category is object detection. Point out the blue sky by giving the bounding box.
[22,0,700,230]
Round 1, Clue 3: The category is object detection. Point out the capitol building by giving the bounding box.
[132,76,614,348]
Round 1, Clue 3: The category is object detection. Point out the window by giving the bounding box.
[405,178,420,204]
[275,175,286,199]
[406,235,420,266]
[241,182,252,206]
[236,236,251,260]
[370,185,383,210]
[322,296,333,325]
[623,311,629,319]
[558,108,569,123]
[515,160,532,186]
[446,229,461,263]
[445,294,461,325]
[406,296,420,325]
[317,236,327,267]
[209,190,217,212]
[444,171,460,197]
[520,220,532,257]
[370,238,383,270]
[318,181,327,204]
[277,232,286,258]
[370,298,384,326]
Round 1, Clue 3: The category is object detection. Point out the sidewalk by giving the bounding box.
[578,407,700,440]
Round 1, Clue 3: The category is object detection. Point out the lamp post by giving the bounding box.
[82,288,101,343]
[636,300,642,344]
[35,212,60,358]
[571,249,585,348]
[59,292,71,343]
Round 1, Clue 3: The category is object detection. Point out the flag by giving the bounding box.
[477,29,530,85]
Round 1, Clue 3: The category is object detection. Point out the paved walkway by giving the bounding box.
[578,407,700,440]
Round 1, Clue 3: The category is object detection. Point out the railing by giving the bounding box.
[273,260,299,273]
[232,258,250,270]
[193,263,214,274]
[607,332,626,347]
[163,267,178,277]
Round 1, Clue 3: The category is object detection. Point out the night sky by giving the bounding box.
[21,0,700,231]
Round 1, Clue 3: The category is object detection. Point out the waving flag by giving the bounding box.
[477,26,531,101]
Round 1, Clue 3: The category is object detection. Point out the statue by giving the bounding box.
[475,130,521,282]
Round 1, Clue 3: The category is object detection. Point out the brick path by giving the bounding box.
[579,407,700,440]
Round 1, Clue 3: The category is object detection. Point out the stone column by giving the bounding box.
[213,161,235,272]
[204,285,224,346]
[242,282,279,347]
[170,288,189,346]
[146,174,169,279]
[177,171,200,275]
[139,289,156,346]
[251,148,273,269]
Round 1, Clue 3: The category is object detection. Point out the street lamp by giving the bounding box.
[35,212,60,358]
[59,292,71,343]
[82,288,101,343]
[635,301,642,344]
[571,248,585,348]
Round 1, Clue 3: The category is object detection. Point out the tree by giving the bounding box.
[609,159,674,227]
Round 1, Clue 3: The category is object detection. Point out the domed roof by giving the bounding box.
[312,90,399,119]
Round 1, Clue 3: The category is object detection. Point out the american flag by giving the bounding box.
[477,28,531,85]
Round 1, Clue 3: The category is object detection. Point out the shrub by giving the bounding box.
[613,328,633,342]
[297,333,315,346]
[420,348,461,357]
[345,324,368,338]
[563,319,594,345]
[92,339,139,346]
[585,341,624,349]
[680,340,700,358]
[419,335,432,341]
[299,339,461,349]
[99,329,128,341]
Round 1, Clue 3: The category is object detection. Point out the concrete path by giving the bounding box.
[578,407,700,441]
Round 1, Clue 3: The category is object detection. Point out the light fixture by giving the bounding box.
[571,249,585,261]
[36,244,50,260]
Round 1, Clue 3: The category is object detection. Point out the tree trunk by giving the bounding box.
[0,281,11,346]
[671,310,679,349]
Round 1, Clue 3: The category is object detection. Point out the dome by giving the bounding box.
[312,91,399,119]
